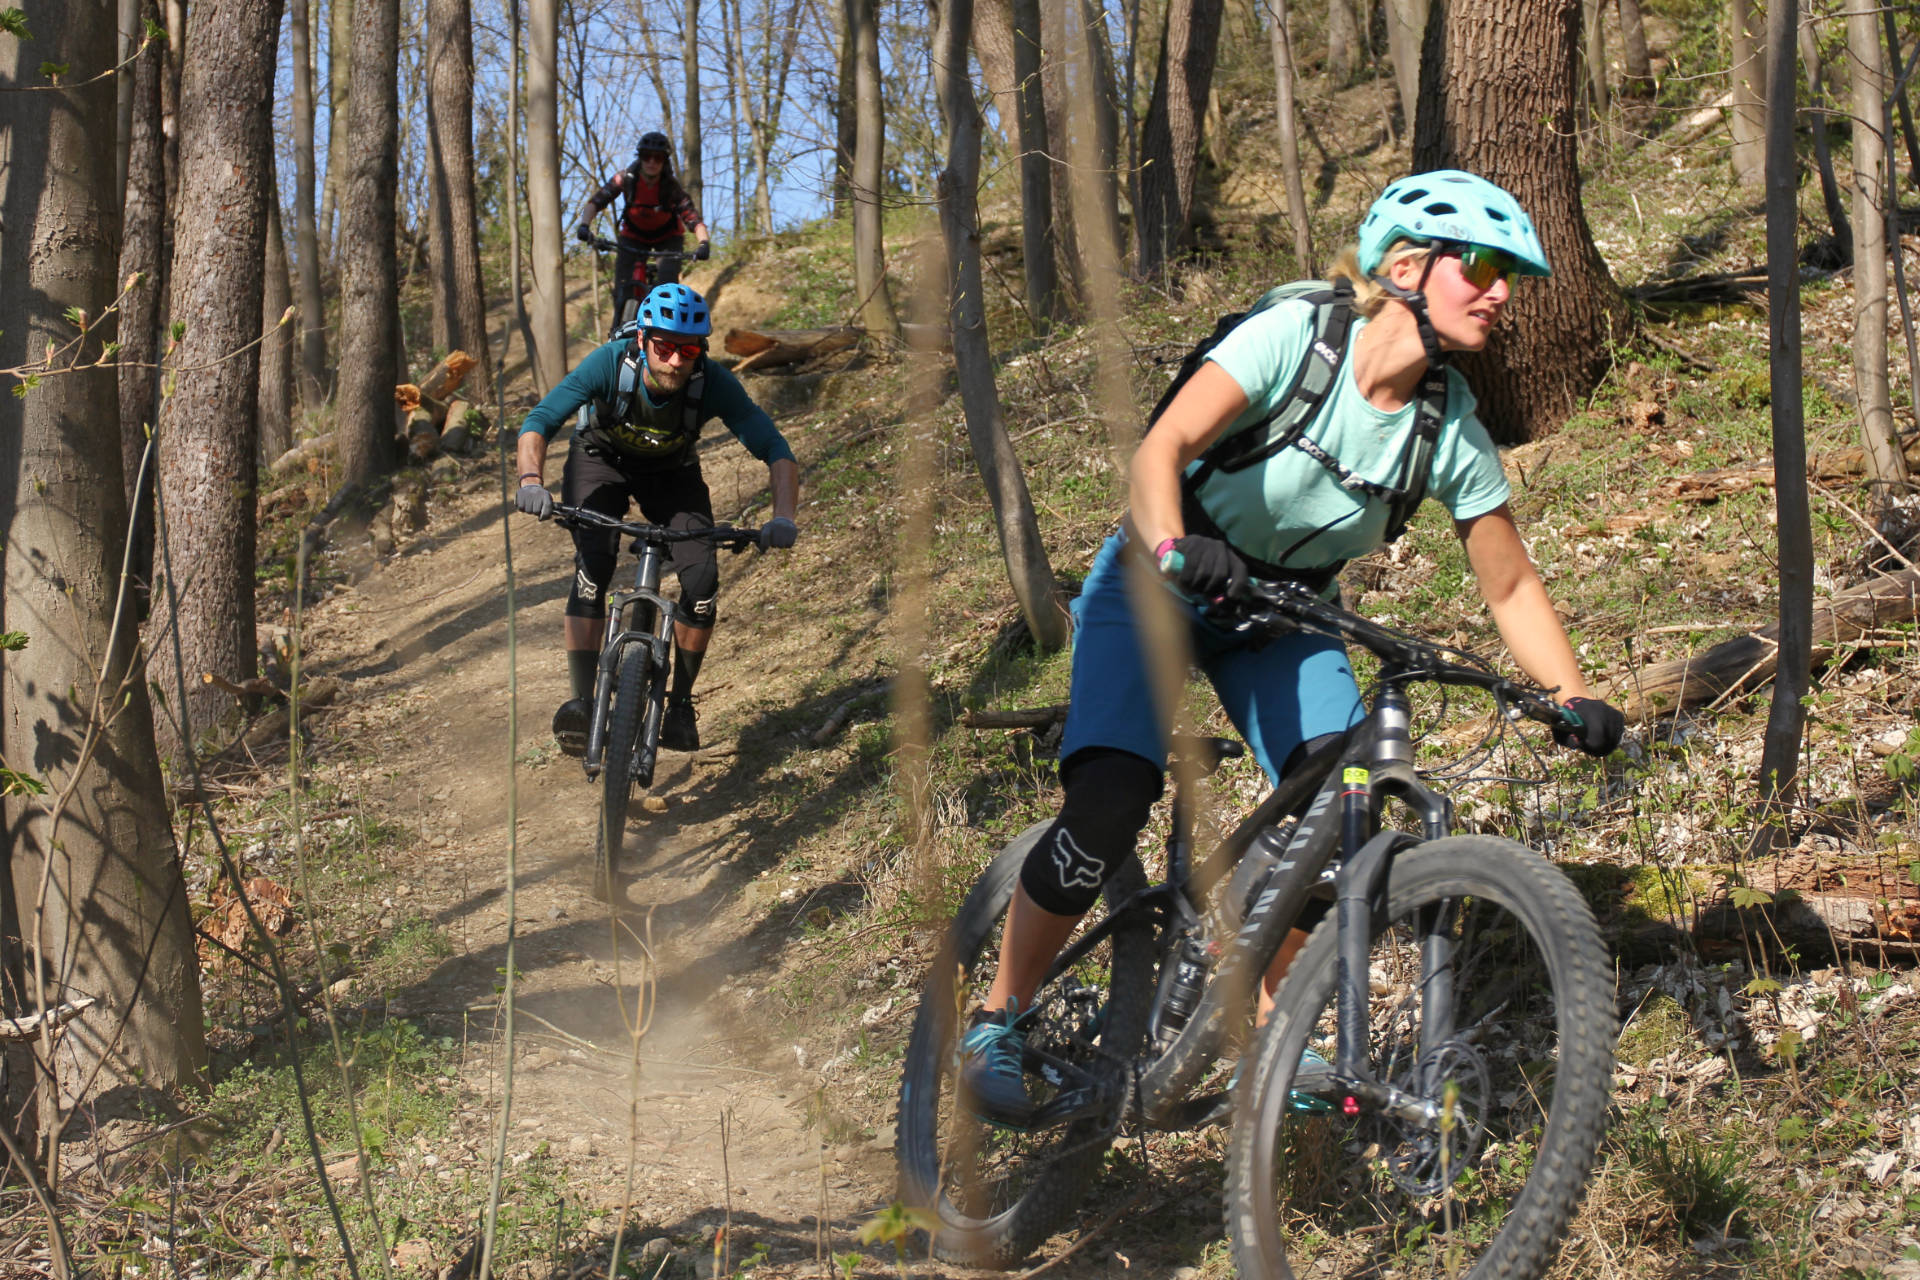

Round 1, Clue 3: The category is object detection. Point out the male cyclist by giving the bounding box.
[573,131,713,318]
[514,283,799,756]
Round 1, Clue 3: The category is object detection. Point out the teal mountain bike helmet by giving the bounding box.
[1358,170,1551,278]
[636,283,711,339]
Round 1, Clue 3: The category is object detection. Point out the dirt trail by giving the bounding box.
[298,425,910,1273]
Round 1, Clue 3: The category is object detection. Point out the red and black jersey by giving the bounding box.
[586,166,701,244]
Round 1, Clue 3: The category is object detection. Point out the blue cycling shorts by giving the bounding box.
[1058,532,1364,783]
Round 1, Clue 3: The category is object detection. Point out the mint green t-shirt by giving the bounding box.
[1191,296,1510,574]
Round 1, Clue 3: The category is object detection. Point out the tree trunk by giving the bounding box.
[1886,7,1920,187]
[320,0,353,260]
[932,0,1069,650]
[117,0,139,199]
[1077,0,1127,280]
[1755,0,1811,848]
[1265,0,1313,274]
[157,0,280,756]
[1386,0,1427,134]
[1136,0,1225,280]
[684,0,704,209]
[525,0,566,391]
[117,0,165,589]
[336,0,402,485]
[1040,0,1085,302]
[973,0,1022,152]
[163,0,183,222]
[1617,0,1652,88]
[290,0,329,404]
[427,0,492,392]
[831,0,856,214]
[1799,8,1852,260]
[849,0,898,334]
[261,180,296,464]
[1582,0,1609,120]
[1728,0,1767,189]
[1011,0,1058,328]
[1413,0,1627,442]
[0,0,207,1137]
[1847,0,1908,515]
[1324,0,1359,85]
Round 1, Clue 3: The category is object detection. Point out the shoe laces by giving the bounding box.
[963,1004,1025,1077]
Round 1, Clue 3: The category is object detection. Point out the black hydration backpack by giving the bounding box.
[1150,278,1449,569]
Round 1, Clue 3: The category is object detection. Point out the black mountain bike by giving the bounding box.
[585,236,696,336]
[895,579,1617,1276]
[546,503,755,900]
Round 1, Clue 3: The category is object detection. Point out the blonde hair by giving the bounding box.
[1326,240,1434,318]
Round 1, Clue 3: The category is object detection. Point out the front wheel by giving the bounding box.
[590,645,650,900]
[1226,835,1616,1280]
[895,823,1155,1269]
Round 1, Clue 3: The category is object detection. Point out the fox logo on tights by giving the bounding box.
[1050,827,1105,891]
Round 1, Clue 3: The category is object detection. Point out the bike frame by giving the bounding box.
[582,536,676,788]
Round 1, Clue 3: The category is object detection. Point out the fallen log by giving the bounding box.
[405,406,440,461]
[1611,567,1920,720]
[722,325,864,372]
[394,349,477,416]
[0,997,97,1042]
[963,704,1070,731]
[1658,433,1920,501]
[269,432,337,477]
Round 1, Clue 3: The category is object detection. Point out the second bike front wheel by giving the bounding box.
[590,645,651,901]
[1226,835,1616,1280]
[895,823,1156,1269]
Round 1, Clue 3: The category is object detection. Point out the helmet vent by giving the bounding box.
[1427,202,1458,216]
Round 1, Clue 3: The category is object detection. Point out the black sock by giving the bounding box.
[671,645,706,701]
[567,649,598,703]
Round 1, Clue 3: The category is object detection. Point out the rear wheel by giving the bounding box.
[895,824,1156,1269]
[590,645,651,900]
[1226,836,1616,1280]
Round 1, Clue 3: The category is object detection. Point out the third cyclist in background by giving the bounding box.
[574,130,713,318]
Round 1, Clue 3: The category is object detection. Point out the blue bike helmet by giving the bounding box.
[635,282,711,338]
[1358,170,1552,278]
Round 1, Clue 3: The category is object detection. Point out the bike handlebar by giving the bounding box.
[584,236,695,261]
[545,502,759,552]
[1213,578,1579,734]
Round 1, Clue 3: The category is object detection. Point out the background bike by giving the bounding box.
[895,578,1617,1277]
[585,236,694,336]
[546,503,755,900]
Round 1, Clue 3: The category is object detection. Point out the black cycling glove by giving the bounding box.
[515,482,554,519]
[695,242,712,261]
[1161,535,1248,600]
[1553,697,1625,757]
[574,223,593,243]
[758,517,798,550]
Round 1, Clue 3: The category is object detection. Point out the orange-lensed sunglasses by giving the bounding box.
[646,334,705,362]
[1444,243,1524,292]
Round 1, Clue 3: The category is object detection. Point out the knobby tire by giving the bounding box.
[591,645,651,900]
[1226,835,1616,1280]
[895,822,1155,1269]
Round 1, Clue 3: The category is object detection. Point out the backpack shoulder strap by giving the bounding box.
[682,367,706,437]
[611,339,644,421]
[1379,366,1449,545]
[1187,278,1355,489]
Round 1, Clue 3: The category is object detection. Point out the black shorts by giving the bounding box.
[560,447,717,628]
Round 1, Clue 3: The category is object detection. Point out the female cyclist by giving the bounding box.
[958,170,1627,1127]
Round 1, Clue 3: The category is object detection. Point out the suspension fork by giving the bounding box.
[584,541,667,774]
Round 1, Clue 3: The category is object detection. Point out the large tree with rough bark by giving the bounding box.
[290,0,329,404]
[0,0,206,1148]
[1412,0,1626,441]
[336,0,403,484]
[427,0,493,390]
[1136,0,1224,280]
[848,0,898,334]
[156,0,283,752]
[117,0,166,587]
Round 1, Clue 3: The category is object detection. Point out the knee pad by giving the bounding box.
[1019,749,1162,916]
[673,558,719,629]
[565,547,617,619]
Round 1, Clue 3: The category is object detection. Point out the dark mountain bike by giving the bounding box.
[546,503,756,900]
[585,236,696,336]
[895,578,1617,1276]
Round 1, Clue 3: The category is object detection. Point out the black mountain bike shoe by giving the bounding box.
[660,696,699,751]
[552,698,590,757]
[957,1006,1036,1130]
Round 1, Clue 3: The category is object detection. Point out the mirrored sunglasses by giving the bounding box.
[1448,243,1524,292]
[647,335,705,362]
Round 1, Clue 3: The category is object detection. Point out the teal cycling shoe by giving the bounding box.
[957,1004,1036,1129]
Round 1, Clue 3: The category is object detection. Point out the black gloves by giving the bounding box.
[1160,534,1248,600]
[695,241,711,261]
[515,482,554,519]
[758,517,798,550]
[574,223,593,243]
[1553,697,1625,757]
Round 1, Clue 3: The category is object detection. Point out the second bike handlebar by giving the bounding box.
[545,502,758,553]
[583,236,698,261]
[1201,575,1580,736]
